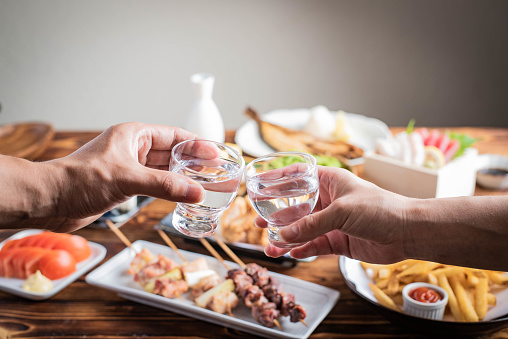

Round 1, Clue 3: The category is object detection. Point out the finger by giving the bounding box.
[289,231,350,259]
[264,244,291,258]
[175,139,222,160]
[279,205,345,244]
[125,166,204,203]
[254,216,268,229]
[143,125,198,150]
[145,149,171,167]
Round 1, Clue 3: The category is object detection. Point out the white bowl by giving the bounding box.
[402,282,449,320]
[476,154,508,190]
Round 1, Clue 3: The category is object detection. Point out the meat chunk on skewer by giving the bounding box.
[206,290,239,314]
[242,285,264,308]
[226,269,254,295]
[134,254,178,286]
[251,298,281,328]
[289,304,307,323]
[245,263,270,287]
[127,248,156,275]
[153,277,189,298]
[180,257,209,274]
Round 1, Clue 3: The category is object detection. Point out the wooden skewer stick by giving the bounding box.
[273,319,283,331]
[212,235,246,269]
[106,219,137,253]
[226,304,234,318]
[299,319,308,327]
[155,227,188,263]
[199,238,230,270]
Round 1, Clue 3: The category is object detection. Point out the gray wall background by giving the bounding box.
[1,0,507,131]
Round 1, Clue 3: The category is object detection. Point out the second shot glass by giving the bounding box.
[245,152,319,249]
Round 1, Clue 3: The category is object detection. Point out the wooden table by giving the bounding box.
[1,128,507,339]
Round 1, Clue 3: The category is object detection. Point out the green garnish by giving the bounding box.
[265,152,348,170]
[406,119,416,134]
[447,131,481,159]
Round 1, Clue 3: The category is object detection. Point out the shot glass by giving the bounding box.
[170,139,245,238]
[245,152,319,249]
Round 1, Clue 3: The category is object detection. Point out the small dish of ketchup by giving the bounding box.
[402,282,449,320]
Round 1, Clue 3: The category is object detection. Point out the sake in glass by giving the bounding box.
[245,152,319,249]
[170,139,245,237]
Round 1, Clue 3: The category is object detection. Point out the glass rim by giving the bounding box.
[171,139,245,178]
[245,151,317,182]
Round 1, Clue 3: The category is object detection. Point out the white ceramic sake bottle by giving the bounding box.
[184,73,225,143]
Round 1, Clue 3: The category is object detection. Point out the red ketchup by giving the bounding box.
[409,287,442,303]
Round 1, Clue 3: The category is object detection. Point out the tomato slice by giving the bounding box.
[0,248,15,277]
[38,250,77,280]
[56,235,91,262]
[1,238,25,251]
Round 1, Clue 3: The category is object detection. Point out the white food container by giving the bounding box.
[402,282,449,320]
[363,147,478,198]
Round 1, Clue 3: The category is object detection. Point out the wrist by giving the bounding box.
[0,156,62,229]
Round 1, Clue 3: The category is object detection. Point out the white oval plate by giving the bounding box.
[0,229,107,300]
[235,108,391,163]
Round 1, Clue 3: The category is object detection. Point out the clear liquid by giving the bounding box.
[174,158,242,212]
[247,177,319,227]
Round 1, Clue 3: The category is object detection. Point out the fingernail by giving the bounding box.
[280,226,298,242]
[185,182,204,202]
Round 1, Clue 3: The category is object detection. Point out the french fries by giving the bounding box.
[361,259,508,322]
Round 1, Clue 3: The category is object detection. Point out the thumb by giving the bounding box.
[125,166,204,203]
[279,204,345,244]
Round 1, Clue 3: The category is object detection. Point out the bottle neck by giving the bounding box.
[191,73,215,99]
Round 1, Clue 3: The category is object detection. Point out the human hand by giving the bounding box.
[255,166,409,264]
[43,122,205,232]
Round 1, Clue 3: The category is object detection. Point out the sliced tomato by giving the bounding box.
[12,247,41,279]
[0,248,14,277]
[28,232,65,249]
[1,238,25,251]
[3,232,91,263]
[56,235,91,262]
[38,249,77,280]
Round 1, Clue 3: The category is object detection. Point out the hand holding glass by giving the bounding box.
[170,140,245,238]
[245,152,319,249]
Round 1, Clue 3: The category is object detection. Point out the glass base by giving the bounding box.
[268,224,306,249]
[172,204,218,238]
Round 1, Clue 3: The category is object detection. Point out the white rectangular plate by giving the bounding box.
[0,229,107,300]
[86,240,339,339]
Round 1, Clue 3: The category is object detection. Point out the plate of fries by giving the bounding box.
[339,256,508,334]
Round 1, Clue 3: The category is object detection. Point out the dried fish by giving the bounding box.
[245,107,363,162]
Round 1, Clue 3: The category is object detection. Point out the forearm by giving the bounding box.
[0,155,63,230]
[404,195,508,271]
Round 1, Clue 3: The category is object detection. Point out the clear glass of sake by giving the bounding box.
[245,152,319,249]
[170,139,245,237]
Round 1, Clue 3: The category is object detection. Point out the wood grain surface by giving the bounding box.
[0,123,54,160]
[0,128,507,339]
